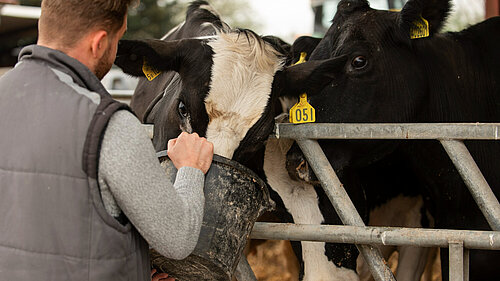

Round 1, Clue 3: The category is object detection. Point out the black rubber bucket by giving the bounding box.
[151,154,272,281]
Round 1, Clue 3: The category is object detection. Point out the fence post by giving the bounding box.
[449,241,466,281]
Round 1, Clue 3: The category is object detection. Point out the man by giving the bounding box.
[0,1,213,280]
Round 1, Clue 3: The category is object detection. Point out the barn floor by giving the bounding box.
[246,240,442,281]
[247,240,299,281]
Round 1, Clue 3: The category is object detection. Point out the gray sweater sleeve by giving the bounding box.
[97,110,205,260]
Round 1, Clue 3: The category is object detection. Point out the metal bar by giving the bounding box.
[464,248,469,281]
[449,241,464,281]
[234,256,258,281]
[296,139,395,281]
[275,123,500,140]
[440,140,500,230]
[250,223,500,250]
[143,124,154,139]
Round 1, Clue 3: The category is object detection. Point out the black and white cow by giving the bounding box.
[114,3,348,280]
[284,0,500,280]
[115,1,334,169]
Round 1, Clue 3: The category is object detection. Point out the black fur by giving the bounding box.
[285,0,500,279]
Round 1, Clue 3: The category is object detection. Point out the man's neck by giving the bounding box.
[37,40,95,74]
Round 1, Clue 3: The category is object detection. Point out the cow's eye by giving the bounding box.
[351,56,367,69]
[178,101,188,118]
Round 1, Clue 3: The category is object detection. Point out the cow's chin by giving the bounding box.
[210,138,239,160]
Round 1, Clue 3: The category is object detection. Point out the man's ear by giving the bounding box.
[398,0,452,39]
[275,55,348,98]
[90,30,109,60]
[114,38,206,78]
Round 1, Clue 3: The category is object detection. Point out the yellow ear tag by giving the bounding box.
[294,52,307,65]
[289,52,316,124]
[410,16,430,39]
[290,93,316,124]
[142,58,162,81]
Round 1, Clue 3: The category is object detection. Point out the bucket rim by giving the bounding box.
[156,151,273,212]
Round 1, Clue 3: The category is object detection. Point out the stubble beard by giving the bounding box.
[95,46,113,80]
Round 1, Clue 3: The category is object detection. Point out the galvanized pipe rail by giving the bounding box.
[250,122,500,281]
[142,123,500,281]
[250,223,500,250]
[275,123,500,140]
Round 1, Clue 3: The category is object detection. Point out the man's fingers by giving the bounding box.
[151,271,173,281]
[199,140,214,174]
[167,132,214,173]
[167,138,177,151]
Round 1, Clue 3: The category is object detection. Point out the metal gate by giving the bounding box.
[235,123,500,281]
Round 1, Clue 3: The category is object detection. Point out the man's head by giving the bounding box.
[38,0,136,79]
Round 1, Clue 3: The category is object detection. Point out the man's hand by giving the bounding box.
[151,268,175,281]
[167,132,214,174]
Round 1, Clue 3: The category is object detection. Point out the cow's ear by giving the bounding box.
[399,0,452,39]
[290,36,322,64]
[276,55,348,98]
[114,38,204,77]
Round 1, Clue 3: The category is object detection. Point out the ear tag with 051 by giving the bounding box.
[290,93,316,124]
[142,57,162,81]
[289,52,316,124]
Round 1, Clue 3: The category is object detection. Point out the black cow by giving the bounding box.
[286,35,433,281]
[286,0,500,280]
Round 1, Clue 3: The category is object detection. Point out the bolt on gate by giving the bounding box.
[234,123,500,281]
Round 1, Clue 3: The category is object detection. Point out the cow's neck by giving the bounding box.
[414,26,500,123]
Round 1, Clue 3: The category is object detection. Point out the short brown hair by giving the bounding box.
[39,0,137,48]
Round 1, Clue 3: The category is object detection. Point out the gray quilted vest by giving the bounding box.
[0,45,150,281]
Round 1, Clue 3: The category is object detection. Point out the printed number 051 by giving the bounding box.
[295,108,310,122]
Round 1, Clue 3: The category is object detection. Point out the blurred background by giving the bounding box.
[1,0,498,100]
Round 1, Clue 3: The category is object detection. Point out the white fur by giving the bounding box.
[357,195,433,281]
[264,138,360,281]
[204,32,284,158]
[279,96,297,113]
[179,115,193,134]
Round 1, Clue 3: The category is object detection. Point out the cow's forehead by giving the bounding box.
[203,31,284,159]
[329,9,399,49]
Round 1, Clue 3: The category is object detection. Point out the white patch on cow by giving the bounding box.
[357,195,433,281]
[179,115,193,134]
[279,96,298,113]
[204,32,284,158]
[200,22,218,32]
[192,35,218,41]
[264,138,359,281]
[396,246,430,281]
